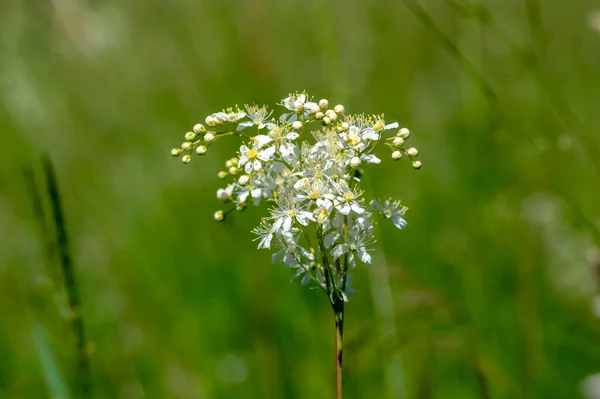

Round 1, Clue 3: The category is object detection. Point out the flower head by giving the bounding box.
[169,92,422,300]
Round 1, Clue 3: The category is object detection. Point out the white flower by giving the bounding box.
[328,183,364,215]
[331,230,374,267]
[238,105,273,130]
[313,198,334,224]
[282,93,307,112]
[361,127,379,141]
[372,199,408,229]
[253,220,277,249]
[237,144,276,174]
[270,199,315,232]
[237,184,263,205]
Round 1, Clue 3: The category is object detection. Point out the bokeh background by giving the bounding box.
[2,0,600,398]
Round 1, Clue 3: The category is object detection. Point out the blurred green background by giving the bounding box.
[2,0,600,398]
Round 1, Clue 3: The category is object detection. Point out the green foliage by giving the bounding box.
[1,1,600,398]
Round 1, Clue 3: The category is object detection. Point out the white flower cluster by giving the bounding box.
[171,92,421,303]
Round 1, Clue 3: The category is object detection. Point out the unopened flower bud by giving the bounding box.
[204,133,215,142]
[193,123,206,133]
[292,121,303,130]
[294,102,303,112]
[236,203,246,212]
[214,210,224,222]
[238,175,250,185]
[308,103,320,114]
[315,112,324,120]
[399,128,410,138]
[334,104,345,114]
[392,151,402,160]
[196,145,207,155]
[205,116,215,126]
[319,99,329,109]
[406,147,418,157]
[181,142,191,151]
[228,166,238,175]
[225,160,233,168]
[341,122,350,131]
[392,137,404,147]
[323,116,331,125]
[218,171,228,179]
[182,154,191,164]
[412,160,422,170]
[185,131,197,141]
[171,148,182,157]
[350,157,361,168]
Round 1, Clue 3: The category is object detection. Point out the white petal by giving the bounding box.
[280,143,293,157]
[324,231,339,247]
[251,188,262,198]
[362,154,381,164]
[244,162,253,174]
[255,135,273,147]
[253,160,262,171]
[283,216,293,231]
[271,250,283,264]
[237,121,253,131]
[258,233,273,249]
[301,274,312,286]
[296,211,314,226]
[362,129,379,140]
[371,200,383,211]
[337,203,351,215]
[299,246,314,260]
[332,244,347,260]
[358,248,372,264]
[351,203,365,214]
[384,122,399,130]
[392,215,407,229]
[258,146,276,160]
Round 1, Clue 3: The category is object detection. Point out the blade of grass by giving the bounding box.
[400,0,498,103]
[31,320,71,399]
[43,155,92,398]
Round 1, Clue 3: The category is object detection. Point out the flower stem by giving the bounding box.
[333,299,344,399]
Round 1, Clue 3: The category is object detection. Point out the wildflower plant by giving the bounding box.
[170,92,421,398]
